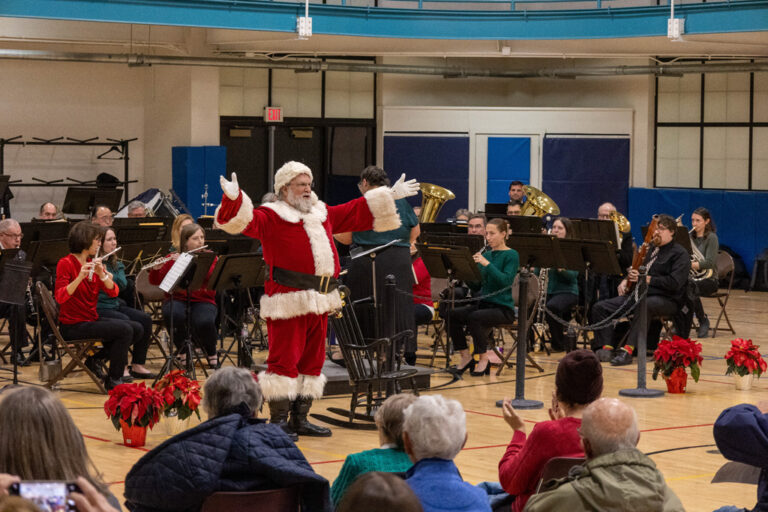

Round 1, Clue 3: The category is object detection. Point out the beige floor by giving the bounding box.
[9,290,766,511]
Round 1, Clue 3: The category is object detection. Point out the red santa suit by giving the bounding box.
[214,166,401,403]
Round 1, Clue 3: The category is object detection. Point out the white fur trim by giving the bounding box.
[274,161,313,194]
[298,374,327,399]
[214,191,254,235]
[260,289,342,320]
[258,371,298,401]
[262,194,327,224]
[365,186,401,232]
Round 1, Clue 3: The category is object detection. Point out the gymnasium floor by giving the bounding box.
[10,290,766,511]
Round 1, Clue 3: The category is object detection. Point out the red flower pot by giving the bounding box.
[120,419,147,447]
[664,367,688,394]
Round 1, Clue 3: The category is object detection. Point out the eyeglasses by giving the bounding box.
[1,232,23,240]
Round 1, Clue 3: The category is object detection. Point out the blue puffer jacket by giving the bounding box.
[124,413,331,512]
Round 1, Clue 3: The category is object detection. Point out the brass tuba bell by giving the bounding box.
[609,210,631,233]
[520,185,560,217]
[418,183,455,223]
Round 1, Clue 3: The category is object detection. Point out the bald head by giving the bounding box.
[579,398,639,458]
[597,203,617,221]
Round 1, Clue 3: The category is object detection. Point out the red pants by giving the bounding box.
[266,313,327,378]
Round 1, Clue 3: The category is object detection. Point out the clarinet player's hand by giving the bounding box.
[473,251,489,267]
[220,172,240,200]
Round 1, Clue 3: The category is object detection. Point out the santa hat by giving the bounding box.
[274,161,313,194]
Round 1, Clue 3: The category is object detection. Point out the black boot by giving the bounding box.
[268,399,298,442]
[290,397,332,437]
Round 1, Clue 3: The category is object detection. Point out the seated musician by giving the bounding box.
[54,221,132,390]
[540,217,579,352]
[467,213,486,236]
[596,202,634,300]
[0,219,28,364]
[96,226,155,380]
[37,202,63,221]
[506,201,522,216]
[454,209,470,222]
[448,218,518,376]
[149,223,219,368]
[91,205,114,228]
[126,200,148,218]
[508,181,525,204]
[412,242,434,330]
[589,214,690,366]
[689,207,719,338]
[170,214,194,252]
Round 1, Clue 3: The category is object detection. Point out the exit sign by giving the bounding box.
[264,107,283,123]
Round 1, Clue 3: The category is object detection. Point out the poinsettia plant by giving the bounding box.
[652,336,704,383]
[104,382,165,430]
[724,338,767,378]
[154,370,202,421]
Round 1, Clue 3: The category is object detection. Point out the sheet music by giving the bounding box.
[159,253,193,293]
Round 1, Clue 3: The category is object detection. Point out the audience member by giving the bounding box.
[403,395,491,512]
[332,393,417,505]
[506,200,522,216]
[126,201,148,218]
[91,206,113,227]
[455,209,471,222]
[712,400,768,512]
[524,398,684,512]
[498,350,602,512]
[467,214,486,236]
[38,201,60,220]
[338,472,423,512]
[125,366,332,512]
[508,181,525,203]
[0,387,121,510]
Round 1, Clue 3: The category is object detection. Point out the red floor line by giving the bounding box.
[83,434,113,443]
[310,459,345,465]
[462,443,508,451]
[83,433,150,452]
[640,423,713,433]
[465,409,535,423]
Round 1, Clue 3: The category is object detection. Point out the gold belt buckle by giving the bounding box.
[318,275,331,294]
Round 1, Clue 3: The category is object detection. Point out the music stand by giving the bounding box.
[0,261,32,385]
[489,215,545,235]
[62,187,123,216]
[423,233,485,254]
[114,226,162,244]
[20,222,70,253]
[569,218,620,246]
[420,223,467,235]
[484,203,509,215]
[208,253,266,368]
[507,234,563,269]
[197,217,215,229]
[28,240,70,287]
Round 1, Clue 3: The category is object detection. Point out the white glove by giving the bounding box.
[390,173,420,200]
[220,172,240,201]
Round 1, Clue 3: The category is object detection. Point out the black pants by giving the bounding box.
[546,293,578,351]
[590,294,678,352]
[692,277,718,321]
[162,300,218,357]
[449,302,515,354]
[0,303,26,354]
[61,319,132,381]
[98,306,152,365]
[414,304,433,327]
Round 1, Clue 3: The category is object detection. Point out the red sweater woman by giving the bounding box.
[149,223,218,367]
[498,350,603,512]
[54,221,132,390]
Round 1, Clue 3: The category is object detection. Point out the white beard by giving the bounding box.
[285,189,315,213]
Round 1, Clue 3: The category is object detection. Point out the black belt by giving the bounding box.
[271,266,339,294]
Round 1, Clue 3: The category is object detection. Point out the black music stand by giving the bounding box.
[569,218,620,245]
[507,234,563,269]
[62,187,123,217]
[420,222,467,235]
[206,236,259,255]
[114,226,163,244]
[197,217,215,230]
[484,203,509,215]
[496,215,545,235]
[423,233,485,254]
[0,261,32,385]
[209,254,266,368]
[28,240,70,289]
[20,222,70,253]
[349,239,401,339]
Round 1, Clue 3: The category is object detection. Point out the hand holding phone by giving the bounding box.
[68,477,118,512]
[10,480,81,511]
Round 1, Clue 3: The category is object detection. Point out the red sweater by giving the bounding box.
[55,254,119,325]
[149,255,217,305]
[498,416,584,512]
[412,257,432,307]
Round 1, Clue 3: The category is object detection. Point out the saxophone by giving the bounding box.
[689,228,714,281]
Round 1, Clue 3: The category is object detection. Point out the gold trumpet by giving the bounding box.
[418,183,455,223]
[609,210,631,233]
[520,185,560,217]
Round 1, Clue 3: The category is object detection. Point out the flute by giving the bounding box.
[89,246,122,280]
[88,248,99,280]
[140,245,208,271]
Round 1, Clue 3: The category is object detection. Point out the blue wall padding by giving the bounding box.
[383,135,469,221]
[326,175,360,206]
[487,137,530,203]
[628,187,768,274]
[543,137,630,220]
[172,146,226,219]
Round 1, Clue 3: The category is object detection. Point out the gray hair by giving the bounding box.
[0,219,20,233]
[402,395,466,461]
[202,367,263,418]
[261,192,278,204]
[127,201,147,213]
[579,398,639,457]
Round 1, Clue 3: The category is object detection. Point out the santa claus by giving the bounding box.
[215,161,418,437]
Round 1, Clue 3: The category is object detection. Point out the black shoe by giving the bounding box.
[85,357,106,380]
[129,369,158,379]
[610,350,634,366]
[450,359,476,376]
[15,352,30,367]
[697,317,710,338]
[469,361,491,377]
[121,374,135,384]
[105,377,123,391]
[290,397,332,437]
[269,399,299,442]
[595,348,615,363]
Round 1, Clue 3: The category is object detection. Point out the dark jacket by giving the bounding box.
[124,413,331,512]
[714,403,768,512]
[645,241,690,303]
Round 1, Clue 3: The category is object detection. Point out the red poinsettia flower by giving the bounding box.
[154,370,202,421]
[104,382,165,431]
[725,338,767,378]
[653,336,703,383]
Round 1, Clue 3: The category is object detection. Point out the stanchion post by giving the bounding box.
[620,266,664,398]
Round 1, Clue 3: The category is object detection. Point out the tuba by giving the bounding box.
[520,185,560,217]
[418,183,455,223]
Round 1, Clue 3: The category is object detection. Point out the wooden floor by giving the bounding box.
[6,290,767,511]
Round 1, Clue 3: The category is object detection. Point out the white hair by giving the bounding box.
[580,398,639,457]
[402,395,466,461]
[202,367,263,418]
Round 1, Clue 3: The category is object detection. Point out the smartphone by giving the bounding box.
[9,481,81,512]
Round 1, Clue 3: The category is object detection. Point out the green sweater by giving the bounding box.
[97,261,127,310]
[692,232,719,279]
[331,447,413,505]
[469,248,519,310]
[547,268,579,296]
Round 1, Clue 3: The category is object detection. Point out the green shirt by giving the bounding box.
[547,268,579,296]
[97,261,127,310]
[469,248,519,310]
[352,198,418,247]
[692,232,719,279]
[331,447,413,505]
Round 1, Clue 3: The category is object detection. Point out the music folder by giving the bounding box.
[159,253,194,293]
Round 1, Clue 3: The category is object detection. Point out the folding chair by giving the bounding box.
[709,250,736,337]
[35,282,106,394]
[201,488,299,512]
[535,456,586,493]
